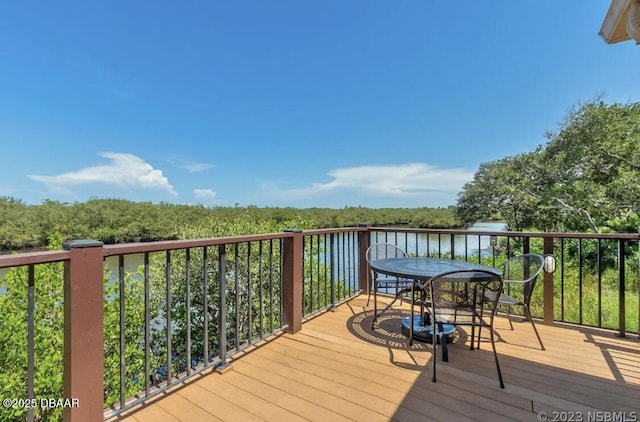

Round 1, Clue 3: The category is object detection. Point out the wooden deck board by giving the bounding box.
[110,295,640,422]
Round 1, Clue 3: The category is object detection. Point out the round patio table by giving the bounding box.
[368,257,502,356]
[368,257,501,282]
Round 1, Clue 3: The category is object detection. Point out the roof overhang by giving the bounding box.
[599,0,634,44]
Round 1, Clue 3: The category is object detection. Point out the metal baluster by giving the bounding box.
[247,242,252,344]
[308,236,313,314]
[218,245,230,369]
[351,231,356,295]
[269,240,274,333]
[119,255,126,408]
[330,233,336,308]
[450,234,455,260]
[597,239,602,328]
[203,247,209,367]
[186,248,191,376]
[27,265,35,422]
[464,235,468,262]
[318,234,323,308]
[323,234,329,308]
[279,238,284,330]
[561,238,565,321]
[618,239,626,338]
[144,253,150,395]
[234,244,239,349]
[258,241,264,339]
[165,251,172,387]
[579,239,583,325]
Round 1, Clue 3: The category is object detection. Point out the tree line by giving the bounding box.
[0,198,461,251]
[457,98,640,233]
[4,98,637,252]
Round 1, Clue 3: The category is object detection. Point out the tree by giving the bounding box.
[457,99,640,233]
[542,100,640,232]
[456,151,547,231]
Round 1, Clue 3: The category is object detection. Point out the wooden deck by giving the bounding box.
[110,295,640,422]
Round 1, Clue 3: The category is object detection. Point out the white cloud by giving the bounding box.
[184,162,214,173]
[261,163,474,207]
[194,188,217,200]
[29,152,177,196]
[165,156,214,173]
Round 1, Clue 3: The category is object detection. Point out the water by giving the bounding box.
[371,222,506,258]
[0,222,506,287]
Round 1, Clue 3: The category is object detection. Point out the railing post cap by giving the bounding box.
[63,239,104,250]
[284,228,303,233]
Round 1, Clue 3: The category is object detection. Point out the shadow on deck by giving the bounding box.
[110,295,640,422]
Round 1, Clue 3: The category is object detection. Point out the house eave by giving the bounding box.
[599,0,633,44]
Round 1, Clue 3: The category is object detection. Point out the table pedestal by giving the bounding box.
[401,315,456,361]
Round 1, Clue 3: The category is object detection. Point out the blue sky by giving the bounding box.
[1,1,638,209]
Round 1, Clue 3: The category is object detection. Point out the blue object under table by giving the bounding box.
[401,315,456,361]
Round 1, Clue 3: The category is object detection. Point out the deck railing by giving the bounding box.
[101,234,296,418]
[370,227,640,337]
[0,225,638,421]
[0,228,367,422]
[300,228,364,317]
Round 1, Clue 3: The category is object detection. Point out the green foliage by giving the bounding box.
[0,197,37,249]
[0,198,461,251]
[0,212,358,420]
[0,235,65,422]
[549,254,639,331]
[102,214,338,405]
[437,238,639,334]
[103,266,148,409]
[457,99,640,233]
[456,151,548,231]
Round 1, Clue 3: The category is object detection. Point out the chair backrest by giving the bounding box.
[365,243,408,264]
[428,269,504,321]
[501,254,544,303]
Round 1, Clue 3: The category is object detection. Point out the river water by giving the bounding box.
[374,221,506,258]
[1,222,506,283]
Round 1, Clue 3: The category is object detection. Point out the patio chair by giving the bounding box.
[489,253,545,350]
[366,243,413,326]
[404,269,504,388]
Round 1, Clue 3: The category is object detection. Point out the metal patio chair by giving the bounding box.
[404,268,505,388]
[366,243,413,327]
[488,253,545,350]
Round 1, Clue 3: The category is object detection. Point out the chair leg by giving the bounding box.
[505,305,514,330]
[371,283,380,328]
[372,282,409,328]
[371,302,376,328]
[431,295,437,383]
[489,313,505,389]
[438,322,448,362]
[525,306,545,350]
[408,287,415,347]
[476,300,486,351]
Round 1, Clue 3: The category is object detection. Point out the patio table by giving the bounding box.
[368,257,502,359]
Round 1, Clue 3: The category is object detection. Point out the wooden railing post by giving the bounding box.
[358,225,371,296]
[63,240,105,422]
[282,229,303,334]
[543,237,554,326]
